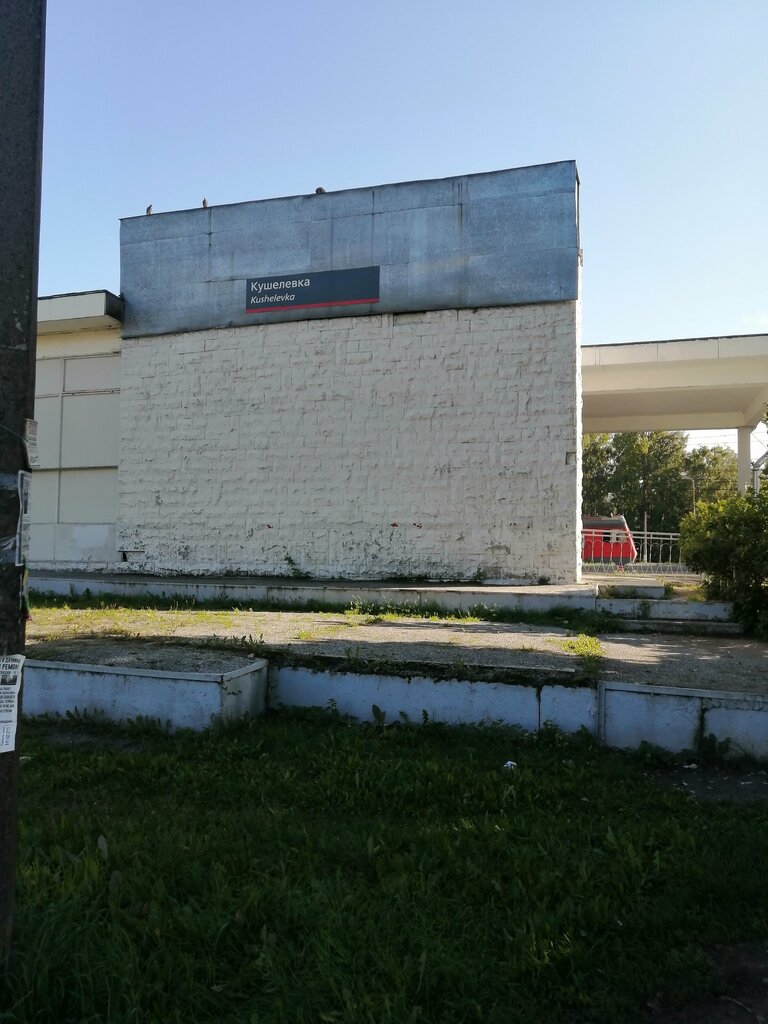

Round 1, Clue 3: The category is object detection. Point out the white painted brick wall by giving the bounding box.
[118,303,581,582]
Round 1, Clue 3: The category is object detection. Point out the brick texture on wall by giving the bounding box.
[117,302,581,582]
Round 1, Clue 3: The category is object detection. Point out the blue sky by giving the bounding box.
[38,0,767,454]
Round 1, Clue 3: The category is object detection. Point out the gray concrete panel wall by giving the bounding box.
[120,162,579,338]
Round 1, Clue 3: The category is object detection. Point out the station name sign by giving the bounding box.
[246,266,380,314]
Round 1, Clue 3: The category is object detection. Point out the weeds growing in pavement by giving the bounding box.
[30,590,619,635]
[559,634,604,680]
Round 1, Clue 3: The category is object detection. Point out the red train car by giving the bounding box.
[581,515,637,564]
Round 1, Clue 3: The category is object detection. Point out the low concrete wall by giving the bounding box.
[271,665,577,732]
[22,657,766,757]
[271,666,768,757]
[24,658,268,730]
[600,682,768,757]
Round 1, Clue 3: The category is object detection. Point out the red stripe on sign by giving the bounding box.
[246,297,379,313]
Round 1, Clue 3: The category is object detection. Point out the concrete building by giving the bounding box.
[31,291,122,565]
[32,163,584,581]
[29,161,768,581]
[114,161,582,583]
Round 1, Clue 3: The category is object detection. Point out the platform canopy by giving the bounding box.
[582,334,768,489]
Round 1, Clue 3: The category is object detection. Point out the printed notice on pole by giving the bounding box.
[0,472,18,565]
[24,419,40,469]
[16,471,31,566]
[0,655,24,753]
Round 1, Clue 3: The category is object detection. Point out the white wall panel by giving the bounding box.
[54,524,117,563]
[64,354,120,393]
[61,393,120,468]
[29,470,59,524]
[36,329,121,360]
[35,359,63,397]
[30,524,55,561]
[34,396,62,469]
[59,469,117,523]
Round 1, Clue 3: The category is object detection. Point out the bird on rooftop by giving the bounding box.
[145,204,152,215]
[315,187,326,194]
[202,197,208,208]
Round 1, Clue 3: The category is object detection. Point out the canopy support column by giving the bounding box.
[737,426,753,491]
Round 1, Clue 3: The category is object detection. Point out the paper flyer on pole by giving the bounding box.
[16,471,31,566]
[0,655,24,753]
[0,472,18,565]
[24,419,40,469]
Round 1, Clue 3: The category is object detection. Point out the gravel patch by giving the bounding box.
[599,634,767,693]
[28,639,255,675]
[26,610,768,694]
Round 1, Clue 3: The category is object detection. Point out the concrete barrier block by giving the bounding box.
[601,683,701,752]
[647,600,731,622]
[270,666,541,729]
[24,659,268,730]
[442,679,539,729]
[704,700,768,759]
[540,685,597,736]
[596,597,731,621]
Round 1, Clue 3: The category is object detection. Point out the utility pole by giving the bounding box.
[0,0,46,957]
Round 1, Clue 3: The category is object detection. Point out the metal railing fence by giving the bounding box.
[581,529,687,575]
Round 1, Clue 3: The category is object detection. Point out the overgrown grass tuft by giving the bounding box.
[559,634,604,680]
[3,714,768,1023]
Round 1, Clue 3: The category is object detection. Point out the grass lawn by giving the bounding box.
[2,714,767,1023]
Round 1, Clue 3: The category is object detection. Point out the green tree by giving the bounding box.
[581,433,614,517]
[582,432,741,533]
[610,431,690,532]
[582,431,690,532]
[683,445,738,510]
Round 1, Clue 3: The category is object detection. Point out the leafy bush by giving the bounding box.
[680,488,768,637]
